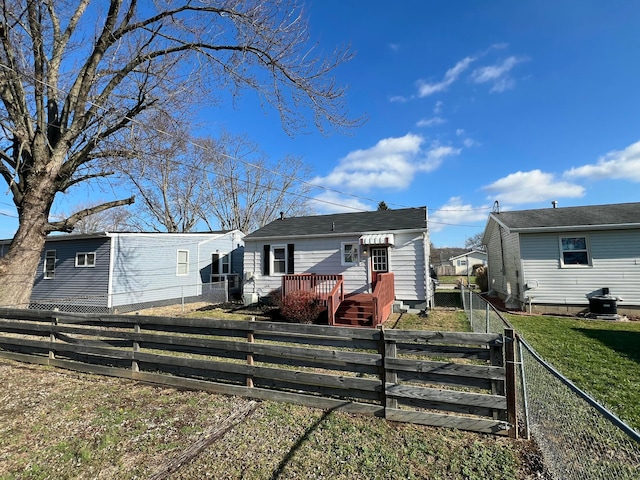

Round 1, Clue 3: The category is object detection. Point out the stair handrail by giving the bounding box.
[326,276,344,326]
[372,272,394,326]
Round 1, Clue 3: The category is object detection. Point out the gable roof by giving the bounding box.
[449,250,487,261]
[244,207,427,240]
[488,202,640,233]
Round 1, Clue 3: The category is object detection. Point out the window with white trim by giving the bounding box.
[341,243,359,266]
[560,236,591,266]
[177,250,189,275]
[75,252,96,267]
[457,259,467,267]
[44,250,56,279]
[271,245,287,275]
[221,253,230,274]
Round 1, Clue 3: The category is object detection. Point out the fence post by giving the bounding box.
[504,328,518,439]
[49,308,59,361]
[485,301,490,334]
[132,316,140,372]
[247,317,255,388]
[380,325,397,412]
[468,289,473,331]
[181,286,185,313]
[489,335,505,423]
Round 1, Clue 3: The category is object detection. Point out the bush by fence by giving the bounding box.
[461,287,640,480]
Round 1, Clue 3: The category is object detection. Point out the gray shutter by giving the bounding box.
[263,244,270,275]
[287,244,295,274]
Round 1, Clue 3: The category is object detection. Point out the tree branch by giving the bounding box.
[47,195,135,233]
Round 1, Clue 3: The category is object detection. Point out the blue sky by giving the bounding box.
[2,1,640,246]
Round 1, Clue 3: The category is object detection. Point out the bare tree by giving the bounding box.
[200,132,314,233]
[115,112,211,232]
[0,0,358,306]
[69,203,132,234]
[465,232,486,251]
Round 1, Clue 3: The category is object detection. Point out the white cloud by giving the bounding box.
[482,170,585,204]
[564,140,640,181]
[416,116,445,128]
[471,56,527,93]
[388,43,400,52]
[389,95,409,103]
[434,100,444,114]
[311,134,460,193]
[429,197,490,233]
[416,56,475,97]
[309,191,372,215]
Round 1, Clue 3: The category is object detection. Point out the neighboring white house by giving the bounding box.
[448,250,487,275]
[0,231,245,312]
[242,207,430,308]
[482,202,640,315]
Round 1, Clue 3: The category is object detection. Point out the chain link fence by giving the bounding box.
[461,287,640,480]
[26,281,229,314]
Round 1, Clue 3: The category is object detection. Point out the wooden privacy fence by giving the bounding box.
[0,308,516,436]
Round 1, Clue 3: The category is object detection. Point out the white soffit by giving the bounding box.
[359,233,395,246]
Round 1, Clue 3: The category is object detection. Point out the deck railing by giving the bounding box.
[372,272,395,326]
[326,278,345,326]
[281,274,343,304]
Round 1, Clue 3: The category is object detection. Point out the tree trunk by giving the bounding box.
[0,190,54,308]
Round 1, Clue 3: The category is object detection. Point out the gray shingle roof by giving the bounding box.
[244,207,427,239]
[491,202,640,231]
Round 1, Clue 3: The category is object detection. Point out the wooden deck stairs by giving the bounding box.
[334,293,374,327]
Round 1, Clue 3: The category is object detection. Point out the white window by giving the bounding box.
[221,253,230,274]
[457,259,467,267]
[271,245,287,275]
[559,236,591,266]
[341,243,359,266]
[177,250,189,275]
[75,252,96,267]
[44,250,56,279]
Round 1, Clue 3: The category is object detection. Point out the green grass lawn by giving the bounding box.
[505,313,640,431]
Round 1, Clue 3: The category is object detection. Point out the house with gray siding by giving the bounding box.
[0,231,244,311]
[482,202,640,315]
[242,207,430,314]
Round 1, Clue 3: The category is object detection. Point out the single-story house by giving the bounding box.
[448,250,487,275]
[242,207,430,326]
[482,202,640,315]
[0,231,244,312]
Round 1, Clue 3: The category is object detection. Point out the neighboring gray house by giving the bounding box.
[482,202,640,315]
[448,250,487,275]
[0,231,244,312]
[242,207,430,309]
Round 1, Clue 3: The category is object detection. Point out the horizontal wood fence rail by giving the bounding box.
[0,308,514,435]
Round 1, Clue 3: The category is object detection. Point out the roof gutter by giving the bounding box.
[244,227,427,242]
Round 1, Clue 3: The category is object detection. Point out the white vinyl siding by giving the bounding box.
[245,231,426,301]
[520,230,640,306]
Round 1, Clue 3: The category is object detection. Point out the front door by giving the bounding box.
[370,247,389,288]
